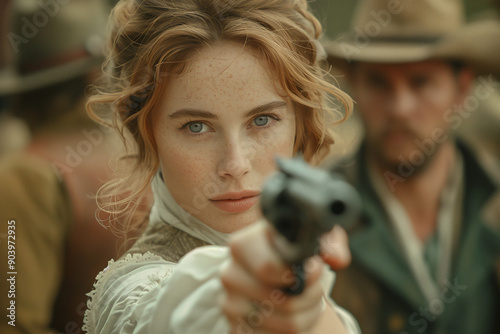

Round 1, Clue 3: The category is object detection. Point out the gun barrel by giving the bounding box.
[261,156,361,265]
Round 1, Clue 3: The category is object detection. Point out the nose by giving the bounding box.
[217,136,252,179]
[388,85,418,118]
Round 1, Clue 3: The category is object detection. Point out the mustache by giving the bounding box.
[380,123,421,138]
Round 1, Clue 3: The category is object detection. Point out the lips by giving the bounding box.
[210,190,261,213]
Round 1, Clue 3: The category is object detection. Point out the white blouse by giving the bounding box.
[83,172,361,333]
[83,246,360,333]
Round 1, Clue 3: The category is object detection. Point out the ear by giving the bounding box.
[456,67,475,105]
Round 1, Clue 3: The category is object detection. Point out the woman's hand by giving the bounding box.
[319,224,351,272]
[220,220,351,334]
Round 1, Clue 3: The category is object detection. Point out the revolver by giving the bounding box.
[260,156,361,294]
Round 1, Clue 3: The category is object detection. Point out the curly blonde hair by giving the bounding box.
[88,0,353,233]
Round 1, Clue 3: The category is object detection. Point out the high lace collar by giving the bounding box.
[149,170,230,246]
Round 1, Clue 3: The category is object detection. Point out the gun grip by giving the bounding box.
[283,264,305,295]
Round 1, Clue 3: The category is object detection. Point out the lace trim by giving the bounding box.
[82,251,167,333]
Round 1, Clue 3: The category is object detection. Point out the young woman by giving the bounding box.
[83,0,359,333]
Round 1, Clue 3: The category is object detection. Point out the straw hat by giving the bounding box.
[324,0,500,76]
[0,0,109,96]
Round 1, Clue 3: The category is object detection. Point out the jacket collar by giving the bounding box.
[337,140,500,309]
[452,141,500,281]
[344,146,428,308]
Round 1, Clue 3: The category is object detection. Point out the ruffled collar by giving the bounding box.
[149,170,230,246]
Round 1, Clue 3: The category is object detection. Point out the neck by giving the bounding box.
[372,141,456,241]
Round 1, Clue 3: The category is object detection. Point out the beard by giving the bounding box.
[365,123,445,179]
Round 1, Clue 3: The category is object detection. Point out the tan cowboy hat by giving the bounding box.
[0,0,109,96]
[324,0,500,77]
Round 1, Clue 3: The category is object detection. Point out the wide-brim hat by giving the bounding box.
[324,0,500,77]
[0,0,109,96]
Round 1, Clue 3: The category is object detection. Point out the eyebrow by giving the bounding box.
[168,101,288,120]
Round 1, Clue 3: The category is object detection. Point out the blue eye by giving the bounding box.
[188,122,206,133]
[254,116,270,126]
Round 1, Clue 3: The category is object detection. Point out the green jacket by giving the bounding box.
[331,141,500,334]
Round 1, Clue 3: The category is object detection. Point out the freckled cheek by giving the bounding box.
[273,135,295,157]
[252,128,295,169]
[158,142,214,186]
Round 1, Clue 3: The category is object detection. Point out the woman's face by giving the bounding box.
[153,42,296,233]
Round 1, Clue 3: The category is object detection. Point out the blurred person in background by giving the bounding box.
[0,0,30,155]
[0,1,149,333]
[454,0,500,163]
[324,0,500,333]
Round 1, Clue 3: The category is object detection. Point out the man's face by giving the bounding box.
[349,61,471,173]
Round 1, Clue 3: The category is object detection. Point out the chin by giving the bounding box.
[230,209,262,231]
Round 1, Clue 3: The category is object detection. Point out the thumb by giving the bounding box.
[319,225,351,271]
